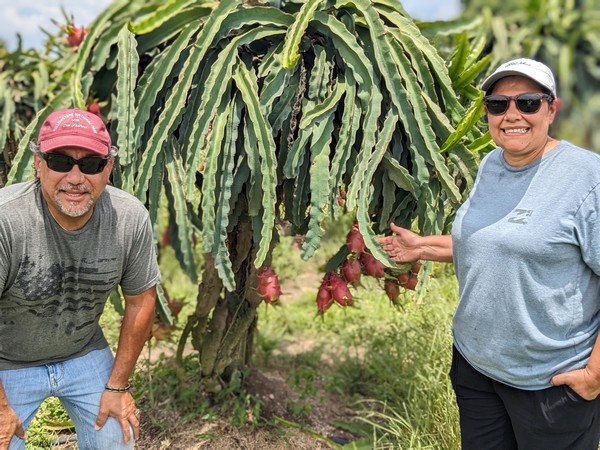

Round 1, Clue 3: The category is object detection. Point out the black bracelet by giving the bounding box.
[105,383,132,393]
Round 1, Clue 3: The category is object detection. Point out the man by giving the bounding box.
[0,108,160,449]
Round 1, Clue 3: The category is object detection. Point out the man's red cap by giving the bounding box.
[37,108,111,156]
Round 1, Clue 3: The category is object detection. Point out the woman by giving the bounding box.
[378,58,600,449]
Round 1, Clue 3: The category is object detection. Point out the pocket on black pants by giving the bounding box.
[535,385,598,434]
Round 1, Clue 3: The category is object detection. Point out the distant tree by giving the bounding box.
[461,0,591,9]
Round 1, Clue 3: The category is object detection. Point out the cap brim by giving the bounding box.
[39,135,109,156]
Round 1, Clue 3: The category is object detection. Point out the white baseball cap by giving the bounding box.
[481,58,557,98]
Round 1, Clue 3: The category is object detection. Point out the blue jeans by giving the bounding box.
[0,347,134,450]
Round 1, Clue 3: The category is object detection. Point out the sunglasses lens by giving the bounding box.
[515,94,543,113]
[79,158,108,174]
[43,154,108,174]
[484,93,549,115]
[45,154,74,172]
[484,96,509,115]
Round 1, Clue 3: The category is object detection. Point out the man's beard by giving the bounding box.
[54,184,95,218]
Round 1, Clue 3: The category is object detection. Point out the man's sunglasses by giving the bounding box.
[483,93,554,115]
[40,153,109,175]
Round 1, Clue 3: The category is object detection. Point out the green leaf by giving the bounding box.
[233,60,278,268]
[330,72,361,217]
[134,0,242,201]
[441,92,485,152]
[380,153,416,194]
[156,282,174,325]
[212,95,243,292]
[301,118,335,259]
[299,74,346,130]
[134,24,199,153]
[376,5,465,119]
[147,151,164,227]
[448,32,469,81]
[242,118,263,218]
[387,35,463,203]
[115,26,139,194]
[164,140,197,283]
[0,84,15,156]
[201,85,232,255]
[284,126,313,179]
[281,0,323,69]
[70,0,132,109]
[129,0,199,35]
[467,131,495,153]
[216,6,293,43]
[453,54,492,90]
[356,112,398,266]
[109,288,125,315]
[6,89,71,185]
[183,26,286,197]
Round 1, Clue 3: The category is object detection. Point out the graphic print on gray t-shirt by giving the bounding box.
[11,256,116,336]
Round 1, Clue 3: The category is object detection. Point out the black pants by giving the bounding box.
[450,346,600,450]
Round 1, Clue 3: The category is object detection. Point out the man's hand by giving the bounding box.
[551,366,600,401]
[377,224,423,262]
[0,405,25,450]
[95,391,140,443]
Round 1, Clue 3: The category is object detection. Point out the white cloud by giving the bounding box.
[0,0,112,50]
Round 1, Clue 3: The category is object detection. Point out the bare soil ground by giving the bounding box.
[52,354,358,450]
[135,365,357,449]
[134,270,360,449]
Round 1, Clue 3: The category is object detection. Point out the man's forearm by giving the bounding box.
[106,287,156,388]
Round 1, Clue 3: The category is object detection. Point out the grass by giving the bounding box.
[25,217,462,449]
[255,258,461,449]
[25,397,75,449]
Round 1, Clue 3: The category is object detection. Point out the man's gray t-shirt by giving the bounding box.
[0,180,160,369]
[452,141,600,390]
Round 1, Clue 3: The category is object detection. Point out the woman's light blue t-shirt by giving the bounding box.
[452,141,600,390]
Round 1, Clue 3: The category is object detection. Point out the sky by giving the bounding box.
[0,0,461,51]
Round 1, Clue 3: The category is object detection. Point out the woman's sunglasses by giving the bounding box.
[483,93,554,115]
[40,153,109,175]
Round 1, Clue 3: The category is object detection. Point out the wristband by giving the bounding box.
[105,383,132,393]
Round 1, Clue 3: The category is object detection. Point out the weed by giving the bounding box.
[284,398,313,421]
[26,397,74,449]
[258,260,461,449]
[214,372,263,428]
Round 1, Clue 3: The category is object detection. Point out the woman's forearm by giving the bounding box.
[377,225,453,263]
[418,234,453,262]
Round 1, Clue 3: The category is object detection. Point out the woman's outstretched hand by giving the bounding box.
[377,224,423,262]
[378,224,454,263]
